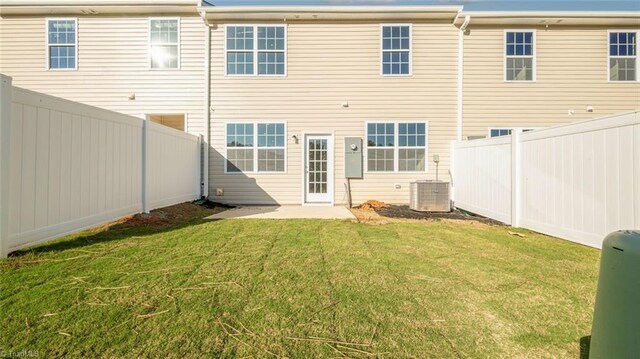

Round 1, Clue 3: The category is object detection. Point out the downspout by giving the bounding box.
[202,15,212,198]
[457,15,470,142]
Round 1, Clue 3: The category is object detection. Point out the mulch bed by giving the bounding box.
[371,204,504,225]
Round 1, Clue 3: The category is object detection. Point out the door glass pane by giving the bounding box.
[308,139,328,194]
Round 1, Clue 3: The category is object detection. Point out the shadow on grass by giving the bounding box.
[8,203,228,258]
[580,335,591,359]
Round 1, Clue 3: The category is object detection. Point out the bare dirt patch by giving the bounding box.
[107,201,232,230]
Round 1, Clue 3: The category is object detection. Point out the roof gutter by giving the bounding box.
[198,5,463,22]
[455,11,640,26]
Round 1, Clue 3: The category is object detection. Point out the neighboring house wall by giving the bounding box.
[463,25,640,139]
[208,21,459,205]
[0,15,206,136]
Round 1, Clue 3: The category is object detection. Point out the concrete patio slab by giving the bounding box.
[206,206,356,220]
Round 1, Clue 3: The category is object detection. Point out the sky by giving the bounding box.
[204,0,640,11]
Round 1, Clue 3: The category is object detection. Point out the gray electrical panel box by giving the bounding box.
[344,137,363,178]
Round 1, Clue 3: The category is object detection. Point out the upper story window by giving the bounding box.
[226,122,286,173]
[367,122,427,172]
[226,25,286,76]
[609,31,638,81]
[47,19,77,70]
[381,25,411,76]
[150,18,179,69]
[505,31,535,81]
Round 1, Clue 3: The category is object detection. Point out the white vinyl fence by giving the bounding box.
[0,75,201,257]
[453,111,640,249]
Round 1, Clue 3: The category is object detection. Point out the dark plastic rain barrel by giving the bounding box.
[589,230,640,358]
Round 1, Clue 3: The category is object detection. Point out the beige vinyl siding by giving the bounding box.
[209,22,458,205]
[463,26,640,138]
[0,15,205,136]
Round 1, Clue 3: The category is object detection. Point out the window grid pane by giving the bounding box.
[227,149,254,173]
[49,46,76,69]
[227,52,254,75]
[398,149,425,172]
[367,149,394,172]
[258,149,285,172]
[226,123,254,148]
[398,123,426,148]
[609,32,637,82]
[258,52,285,75]
[227,26,254,50]
[505,31,534,81]
[150,19,178,44]
[258,26,285,51]
[506,58,533,81]
[48,20,75,45]
[382,25,410,75]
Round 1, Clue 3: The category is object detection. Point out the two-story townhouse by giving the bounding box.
[200,6,463,205]
[0,0,206,135]
[457,12,640,139]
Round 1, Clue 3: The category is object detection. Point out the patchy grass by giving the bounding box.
[1,204,599,358]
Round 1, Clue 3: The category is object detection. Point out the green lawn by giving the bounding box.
[0,204,599,358]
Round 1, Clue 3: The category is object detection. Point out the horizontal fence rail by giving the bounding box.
[453,111,640,248]
[0,75,201,257]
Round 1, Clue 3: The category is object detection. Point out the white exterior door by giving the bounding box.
[304,135,333,204]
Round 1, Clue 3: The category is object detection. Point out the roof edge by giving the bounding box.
[198,5,463,22]
[461,11,640,18]
[0,0,197,5]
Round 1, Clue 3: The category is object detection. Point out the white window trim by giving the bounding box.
[503,29,536,83]
[380,23,413,77]
[45,17,78,71]
[364,121,428,174]
[149,17,181,70]
[487,127,541,138]
[224,24,288,77]
[607,29,639,83]
[224,121,288,174]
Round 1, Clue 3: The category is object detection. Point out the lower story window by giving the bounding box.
[489,128,535,137]
[226,122,286,173]
[367,121,427,172]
